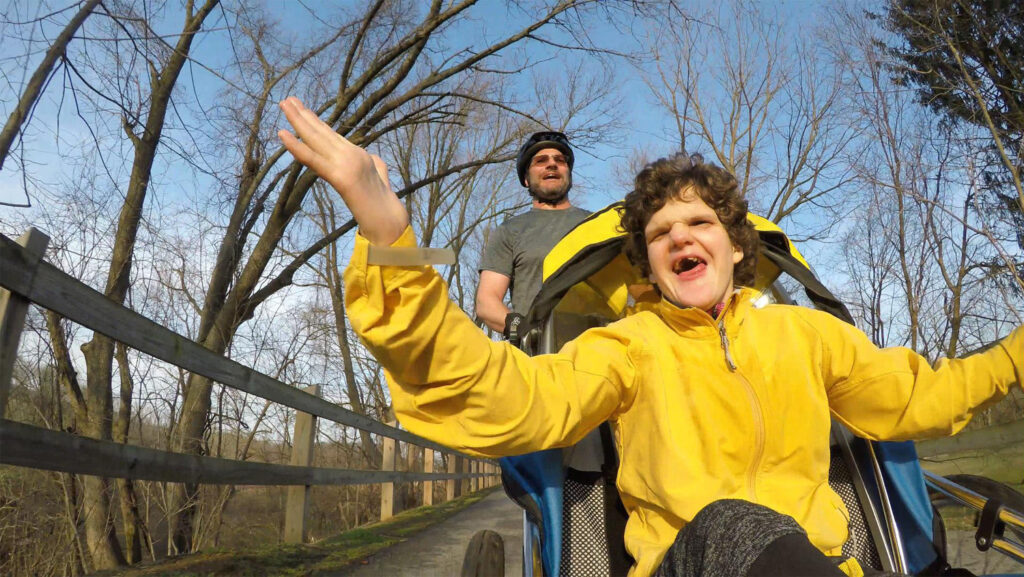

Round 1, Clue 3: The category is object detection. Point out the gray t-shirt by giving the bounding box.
[479,206,591,315]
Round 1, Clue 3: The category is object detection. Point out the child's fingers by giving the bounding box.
[281,98,363,175]
[293,105,331,143]
[277,129,316,166]
[280,99,323,147]
[278,99,339,177]
[279,97,307,131]
[370,155,391,191]
[285,98,353,157]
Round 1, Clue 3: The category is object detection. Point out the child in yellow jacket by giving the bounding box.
[277,97,1023,577]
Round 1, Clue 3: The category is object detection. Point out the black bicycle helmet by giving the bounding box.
[516,131,574,187]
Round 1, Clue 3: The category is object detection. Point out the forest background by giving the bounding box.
[0,0,1022,575]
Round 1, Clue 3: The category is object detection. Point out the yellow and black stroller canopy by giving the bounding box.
[525,202,853,329]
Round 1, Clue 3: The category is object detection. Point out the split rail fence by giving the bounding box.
[0,228,500,544]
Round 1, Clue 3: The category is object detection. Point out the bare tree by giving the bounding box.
[3,0,221,569]
[637,0,853,239]
[67,1,220,568]
[832,3,1023,361]
[165,0,649,554]
[306,184,386,466]
[883,0,1024,234]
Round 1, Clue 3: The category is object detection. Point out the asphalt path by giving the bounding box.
[336,489,525,576]
[326,483,1024,577]
[944,530,1022,575]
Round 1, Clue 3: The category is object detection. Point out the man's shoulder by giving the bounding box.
[498,210,537,228]
[561,206,592,219]
[502,206,590,226]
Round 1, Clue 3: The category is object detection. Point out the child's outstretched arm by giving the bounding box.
[277,96,408,246]
[825,321,1022,440]
[276,102,629,459]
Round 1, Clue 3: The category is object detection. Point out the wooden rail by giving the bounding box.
[915,419,1024,458]
[0,228,501,542]
[0,419,482,485]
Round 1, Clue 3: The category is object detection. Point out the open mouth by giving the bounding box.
[673,256,705,274]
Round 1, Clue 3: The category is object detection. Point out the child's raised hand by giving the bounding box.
[277,97,408,246]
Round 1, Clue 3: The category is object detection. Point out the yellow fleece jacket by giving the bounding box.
[344,227,1023,577]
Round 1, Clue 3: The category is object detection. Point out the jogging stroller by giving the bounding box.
[483,202,1024,577]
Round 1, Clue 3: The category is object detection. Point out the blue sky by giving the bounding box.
[0,0,841,224]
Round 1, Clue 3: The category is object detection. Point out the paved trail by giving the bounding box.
[337,490,524,576]
[944,530,1022,575]
[328,480,1024,577]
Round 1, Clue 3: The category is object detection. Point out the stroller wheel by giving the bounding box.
[462,529,505,577]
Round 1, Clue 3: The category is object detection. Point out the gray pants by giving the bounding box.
[653,499,851,577]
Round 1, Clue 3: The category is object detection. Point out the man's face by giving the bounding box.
[644,190,743,312]
[525,147,571,205]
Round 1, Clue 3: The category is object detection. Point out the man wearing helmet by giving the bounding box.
[476,131,591,340]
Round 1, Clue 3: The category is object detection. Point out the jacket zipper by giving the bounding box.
[737,370,766,499]
[718,318,764,499]
[718,320,737,371]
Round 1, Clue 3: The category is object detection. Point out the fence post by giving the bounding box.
[284,384,319,544]
[471,460,478,492]
[0,228,49,419]
[447,454,457,501]
[380,419,397,520]
[459,456,467,497]
[405,442,417,510]
[423,448,434,506]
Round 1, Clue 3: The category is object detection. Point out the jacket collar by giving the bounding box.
[653,287,758,335]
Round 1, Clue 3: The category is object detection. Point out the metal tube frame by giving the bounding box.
[925,470,1024,564]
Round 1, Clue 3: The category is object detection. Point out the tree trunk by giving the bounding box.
[79,337,127,569]
[169,170,319,552]
[168,371,216,554]
[72,1,221,561]
[115,344,147,563]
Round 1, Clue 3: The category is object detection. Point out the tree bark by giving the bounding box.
[114,344,147,563]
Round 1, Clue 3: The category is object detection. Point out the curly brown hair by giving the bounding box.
[619,153,759,287]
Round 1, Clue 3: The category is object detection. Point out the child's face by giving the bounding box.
[643,191,743,312]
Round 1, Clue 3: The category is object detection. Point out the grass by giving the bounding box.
[918,428,1024,535]
[92,487,500,577]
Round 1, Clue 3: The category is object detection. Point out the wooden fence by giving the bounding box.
[0,228,500,543]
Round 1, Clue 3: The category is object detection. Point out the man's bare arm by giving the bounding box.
[476,270,512,332]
